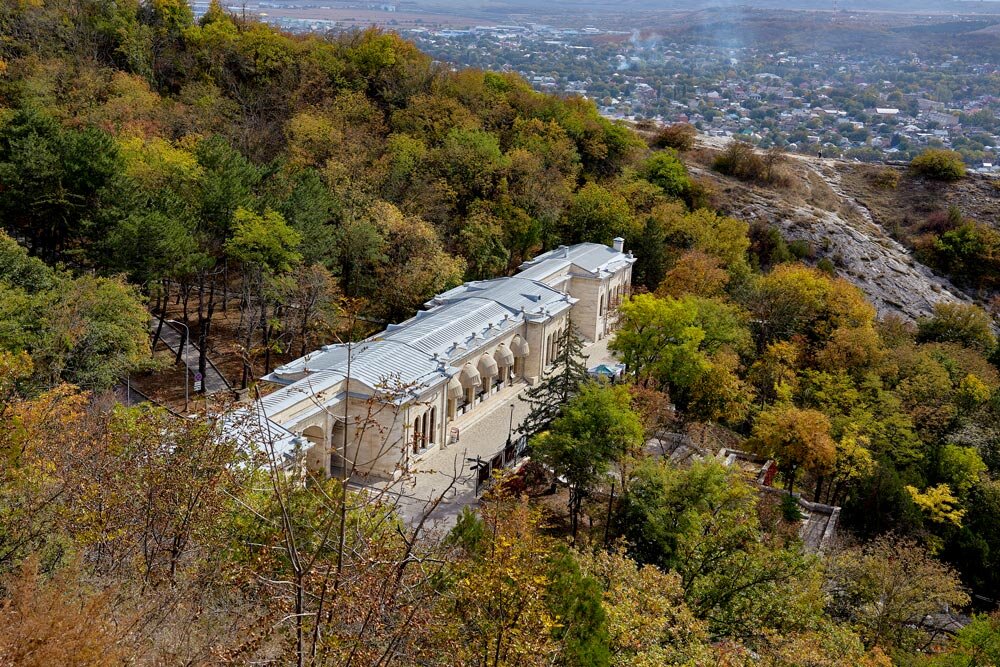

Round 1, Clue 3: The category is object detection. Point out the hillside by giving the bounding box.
[690,137,1000,320]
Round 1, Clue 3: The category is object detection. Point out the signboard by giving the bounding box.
[193,372,203,392]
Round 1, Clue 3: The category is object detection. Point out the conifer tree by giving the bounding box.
[519,319,590,436]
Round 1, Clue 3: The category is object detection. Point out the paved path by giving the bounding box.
[152,318,231,394]
[370,338,622,533]
[385,382,534,531]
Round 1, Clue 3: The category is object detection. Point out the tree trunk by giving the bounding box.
[830,480,843,507]
[239,267,258,390]
[181,282,190,322]
[151,280,168,355]
[174,319,186,366]
[197,271,217,394]
[570,488,580,541]
[295,572,304,667]
[262,302,272,375]
[222,259,229,313]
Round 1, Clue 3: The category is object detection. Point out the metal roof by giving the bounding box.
[517,242,634,280]
[265,270,576,403]
[250,242,624,436]
[220,407,299,461]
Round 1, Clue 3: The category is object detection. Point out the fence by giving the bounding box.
[469,434,529,496]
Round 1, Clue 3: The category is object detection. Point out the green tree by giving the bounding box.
[917,303,996,354]
[370,201,465,321]
[533,383,643,539]
[927,221,1000,291]
[39,275,151,392]
[579,548,715,666]
[0,230,54,293]
[746,263,875,350]
[225,208,302,273]
[195,135,262,240]
[946,480,1000,610]
[927,613,1000,667]
[226,207,302,381]
[435,127,509,206]
[656,204,750,270]
[459,210,511,280]
[0,261,150,393]
[561,182,634,246]
[939,445,987,497]
[546,548,610,667]
[0,110,122,260]
[612,293,750,410]
[639,150,691,200]
[440,495,563,666]
[619,460,821,639]
[520,322,590,435]
[269,168,338,267]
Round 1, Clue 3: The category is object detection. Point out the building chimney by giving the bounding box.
[612,237,625,253]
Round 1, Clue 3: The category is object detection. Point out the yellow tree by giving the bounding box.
[579,549,714,667]
[437,495,561,666]
[657,250,730,299]
[826,535,969,651]
[751,405,835,493]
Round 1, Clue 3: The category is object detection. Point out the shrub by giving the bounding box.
[640,149,692,199]
[867,166,901,190]
[748,221,792,269]
[683,177,716,211]
[780,493,805,521]
[714,139,789,186]
[652,122,697,151]
[920,206,963,234]
[788,239,814,260]
[816,257,837,275]
[714,139,766,181]
[910,149,966,181]
[917,302,996,354]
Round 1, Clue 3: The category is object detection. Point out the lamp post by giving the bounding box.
[166,319,190,412]
[506,402,515,448]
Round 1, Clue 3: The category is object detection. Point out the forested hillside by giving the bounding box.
[2,2,1000,665]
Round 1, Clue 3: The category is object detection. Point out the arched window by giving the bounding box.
[412,418,420,454]
[430,407,437,444]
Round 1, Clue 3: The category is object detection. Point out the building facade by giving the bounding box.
[238,239,634,480]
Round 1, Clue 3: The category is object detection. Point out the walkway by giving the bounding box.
[151,318,231,394]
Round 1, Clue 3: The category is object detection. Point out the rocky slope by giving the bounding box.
[689,140,991,321]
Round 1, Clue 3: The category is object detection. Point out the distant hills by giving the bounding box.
[420,0,995,15]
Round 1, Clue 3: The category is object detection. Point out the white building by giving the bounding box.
[235,239,635,481]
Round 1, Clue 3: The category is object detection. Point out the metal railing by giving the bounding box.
[468,434,529,496]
